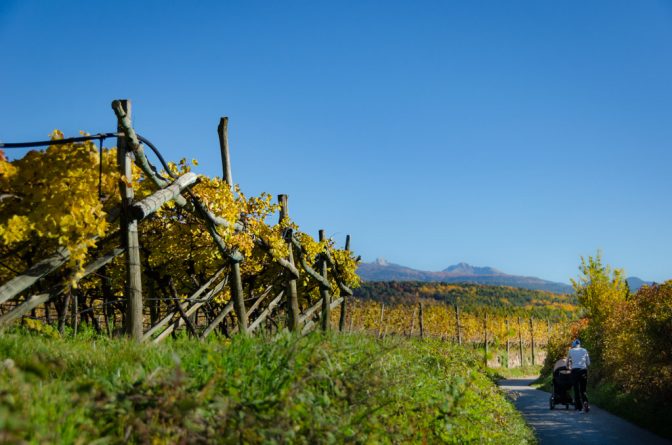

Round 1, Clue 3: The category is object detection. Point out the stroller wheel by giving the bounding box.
[549,396,555,410]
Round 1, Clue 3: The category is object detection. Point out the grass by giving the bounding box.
[490,365,542,380]
[0,329,536,444]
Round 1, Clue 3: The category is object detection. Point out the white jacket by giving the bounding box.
[567,346,590,370]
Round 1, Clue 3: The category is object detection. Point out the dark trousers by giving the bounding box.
[571,368,588,409]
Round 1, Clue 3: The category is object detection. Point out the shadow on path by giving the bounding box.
[499,378,671,445]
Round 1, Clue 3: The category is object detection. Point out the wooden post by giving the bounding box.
[377,302,385,338]
[546,319,551,346]
[419,301,425,339]
[530,317,536,366]
[338,235,351,332]
[217,116,247,335]
[410,306,417,336]
[455,304,462,345]
[278,194,300,331]
[506,318,511,368]
[483,312,488,366]
[319,230,331,331]
[115,99,143,341]
[217,117,233,186]
[518,316,524,367]
[71,290,78,337]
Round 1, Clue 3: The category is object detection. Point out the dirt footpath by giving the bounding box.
[499,378,671,445]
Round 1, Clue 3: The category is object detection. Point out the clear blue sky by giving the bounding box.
[1,1,671,283]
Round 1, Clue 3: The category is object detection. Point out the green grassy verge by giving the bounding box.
[490,365,542,380]
[0,330,535,444]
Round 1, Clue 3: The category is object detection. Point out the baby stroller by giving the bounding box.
[550,359,573,410]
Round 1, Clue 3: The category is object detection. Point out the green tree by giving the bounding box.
[570,251,628,377]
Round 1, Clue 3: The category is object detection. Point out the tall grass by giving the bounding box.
[0,330,535,444]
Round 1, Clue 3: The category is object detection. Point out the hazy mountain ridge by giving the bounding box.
[626,277,654,292]
[358,258,573,294]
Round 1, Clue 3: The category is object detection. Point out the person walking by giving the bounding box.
[567,339,591,412]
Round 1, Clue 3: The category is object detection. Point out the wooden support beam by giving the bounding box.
[506,318,511,368]
[170,279,197,337]
[0,247,123,328]
[301,296,344,335]
[0,249,68,305]
[0,293,49,326]
[518,316,524,367]
[200,300,235,339]
[115,99,143,341]
[290,237,331,288]
[299,298,324,325]
[419,301,425,339]
[0,209,120,306]
[130,172,198,221]
[318,230,331,332]
[248,290,284,333]
[216,116,248,336]
[217,117,234,186]
[228,285,276,335]
[377,303,385,338]
[339,234,350,332]
[455,304,462,345]
[530,317,536,366]
[484,312,489,365]
[278,194,300,332]
[142,268,226,341]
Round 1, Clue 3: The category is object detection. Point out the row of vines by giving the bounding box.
[336,298,554,367]
[0,100,360,341]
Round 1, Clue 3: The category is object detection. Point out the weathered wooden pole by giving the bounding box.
[506,318,511,368]
[546,319,551,345]
[483,312,488,366]
[377,302,385,338]
[71,291,78,337]
[419,301,425,339]
[530,317,536,366]
[278,194,300,332]
[518,316,524,367]
[338,235,351,332]
[455,304,462,345]
[410,306,417,336]
[217,117,234,188]
[217,116,247,335]
[115,99,143,341]
[318,230,331,331]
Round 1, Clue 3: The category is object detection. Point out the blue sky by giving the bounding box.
[1,1,671,283]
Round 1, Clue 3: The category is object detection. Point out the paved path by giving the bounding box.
[499,378,671,445]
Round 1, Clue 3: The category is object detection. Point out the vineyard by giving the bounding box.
[341,298,554,367]
[0,100,360,341]
[355,281,578,318]
[0,104,541,443]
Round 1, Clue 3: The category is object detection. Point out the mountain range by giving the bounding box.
[357,259,655,294]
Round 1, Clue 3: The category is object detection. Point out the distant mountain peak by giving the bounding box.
[442,262,502,276]
[626,276,654,292]
[374,257,389,266]
[357,258,572,294]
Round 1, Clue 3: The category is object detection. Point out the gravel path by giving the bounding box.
[499,378,671,445]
